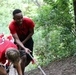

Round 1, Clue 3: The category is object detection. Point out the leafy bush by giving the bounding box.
[33,0,75,66]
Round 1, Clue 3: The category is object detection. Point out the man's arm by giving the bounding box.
[22,28,34,44]
[12,33,31,53]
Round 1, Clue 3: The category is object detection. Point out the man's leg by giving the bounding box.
[20,55,32,75]
[20,38,34,75]
[20,52,32,75]
[24,38,34,66]
[20,55,26,75]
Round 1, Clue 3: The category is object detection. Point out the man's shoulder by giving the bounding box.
[9,21,15,30]
[9,20,15,27]
[23,17,35,27]
[23,17,33,22]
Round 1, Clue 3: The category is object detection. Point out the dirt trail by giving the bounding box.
[25,56,76,75]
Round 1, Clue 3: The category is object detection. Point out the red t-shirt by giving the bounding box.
[0,39,17,64]
[9,17,35,38]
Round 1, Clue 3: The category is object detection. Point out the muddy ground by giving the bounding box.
[25,56,76,75]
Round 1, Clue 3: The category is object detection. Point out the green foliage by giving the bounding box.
[33,0,76,66]
[0,0,76,71]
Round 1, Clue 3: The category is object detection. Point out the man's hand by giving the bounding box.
[24,48,31,53]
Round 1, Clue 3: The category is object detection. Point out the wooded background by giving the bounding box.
[0,0,76,71]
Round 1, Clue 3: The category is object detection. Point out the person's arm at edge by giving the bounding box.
[22,28,34,44]
[14,61,22,75]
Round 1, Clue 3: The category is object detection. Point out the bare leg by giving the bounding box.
[21,55,31,75]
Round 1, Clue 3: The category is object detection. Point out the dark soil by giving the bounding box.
[25,56,76,75]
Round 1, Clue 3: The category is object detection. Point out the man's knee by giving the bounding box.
[21,55,26,61]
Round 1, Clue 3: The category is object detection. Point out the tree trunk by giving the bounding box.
[73,0,76,36]
[73,0,76,25]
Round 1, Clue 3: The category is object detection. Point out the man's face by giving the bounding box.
[13,13,23,25]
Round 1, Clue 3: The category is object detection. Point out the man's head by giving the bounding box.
[13,9,23,25]
[5,48,20,63]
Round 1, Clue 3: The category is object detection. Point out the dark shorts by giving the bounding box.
[19,38,34,61]
[19,50,33,61]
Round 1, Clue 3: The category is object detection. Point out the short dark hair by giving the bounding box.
[13,9,22,16]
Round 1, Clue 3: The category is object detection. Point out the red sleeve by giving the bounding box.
[24,18,35,29]
[9,21,16,34]
[0,40,18,63]
[28,18,35,29]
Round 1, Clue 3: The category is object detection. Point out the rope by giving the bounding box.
[28,53,46,75]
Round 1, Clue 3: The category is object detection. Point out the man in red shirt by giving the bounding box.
[9,9,35,75]
[0,38,22,75]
